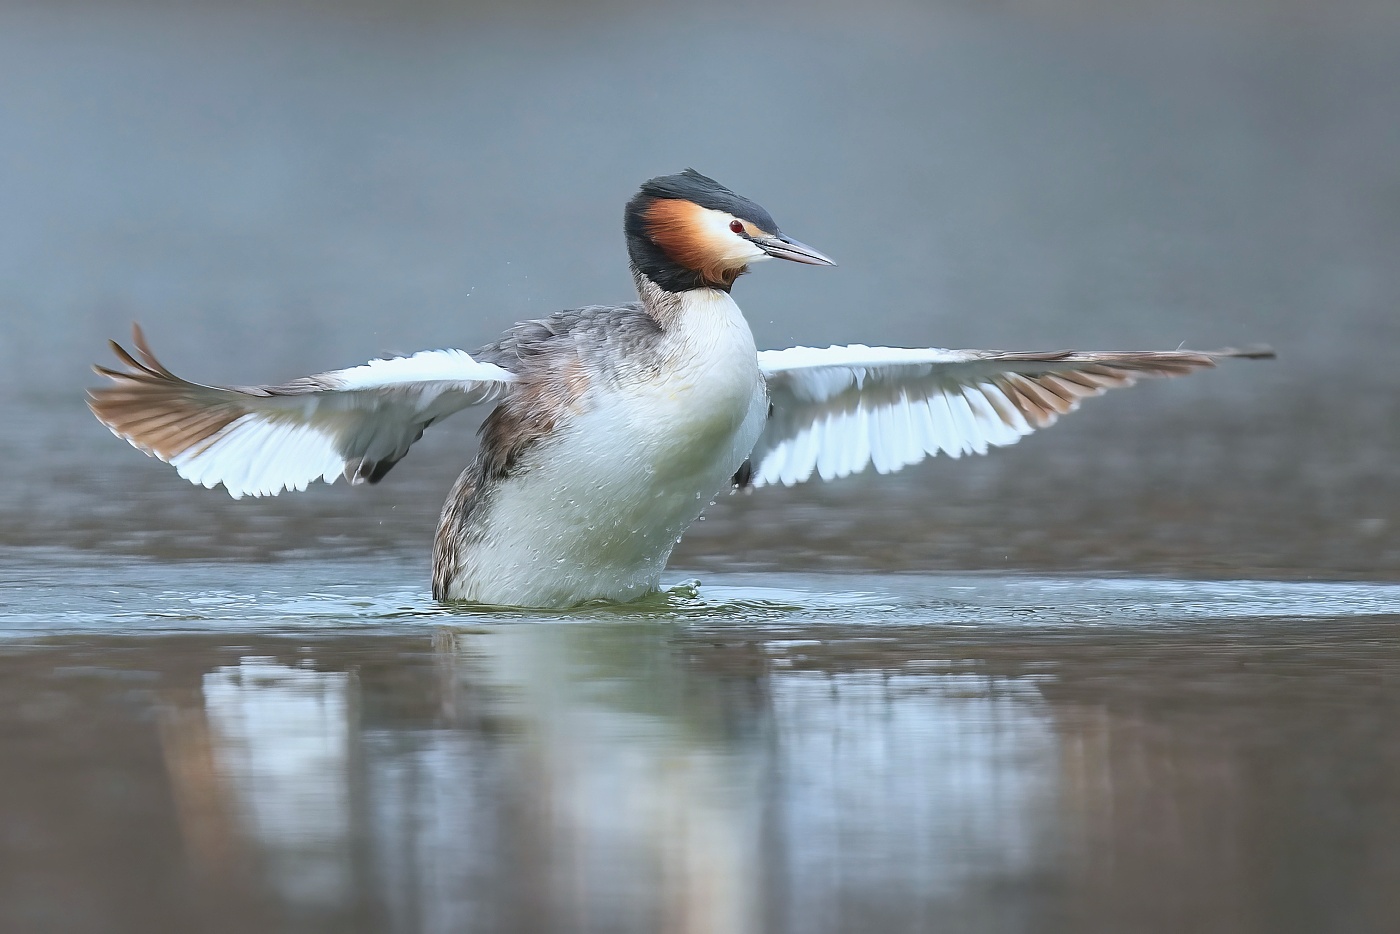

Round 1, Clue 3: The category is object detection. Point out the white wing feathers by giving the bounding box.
[752,343,1271,488]
[89,325,515,498]
[91,327,1269,500]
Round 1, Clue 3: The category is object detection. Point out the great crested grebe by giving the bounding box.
[89,170,1270,607]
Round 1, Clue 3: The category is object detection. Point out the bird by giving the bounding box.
[88,169,1272,608]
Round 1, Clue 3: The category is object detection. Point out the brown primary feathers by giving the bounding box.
[87,324,250,464]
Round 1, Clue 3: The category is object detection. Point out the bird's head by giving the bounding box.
[624,169,835,293]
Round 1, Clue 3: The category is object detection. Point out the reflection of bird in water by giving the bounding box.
[88,170,1271,607]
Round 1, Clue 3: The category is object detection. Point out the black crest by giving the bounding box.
[624,169,781,293]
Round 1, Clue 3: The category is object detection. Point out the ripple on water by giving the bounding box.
[4,550,1400,638]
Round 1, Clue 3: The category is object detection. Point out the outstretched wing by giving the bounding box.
[749,344,1273,488]
[88,325,516,498]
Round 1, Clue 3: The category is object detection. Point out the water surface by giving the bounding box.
[4,556,1400,933]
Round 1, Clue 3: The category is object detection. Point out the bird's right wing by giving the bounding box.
[750,344,1272,488]
[88,325,516,498]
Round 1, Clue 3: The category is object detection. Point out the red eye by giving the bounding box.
[729,219,745,234]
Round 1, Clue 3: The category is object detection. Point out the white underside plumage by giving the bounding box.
[438,290,768,606]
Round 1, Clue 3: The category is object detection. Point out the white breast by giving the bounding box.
[443,290,768,607]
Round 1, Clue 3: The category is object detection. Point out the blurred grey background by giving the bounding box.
[2,0,1397,578]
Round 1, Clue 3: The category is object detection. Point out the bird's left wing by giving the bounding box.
[750,343,1272,488]
[88,325,516,498]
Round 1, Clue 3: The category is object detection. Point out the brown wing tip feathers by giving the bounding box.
[87,324,245,462]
